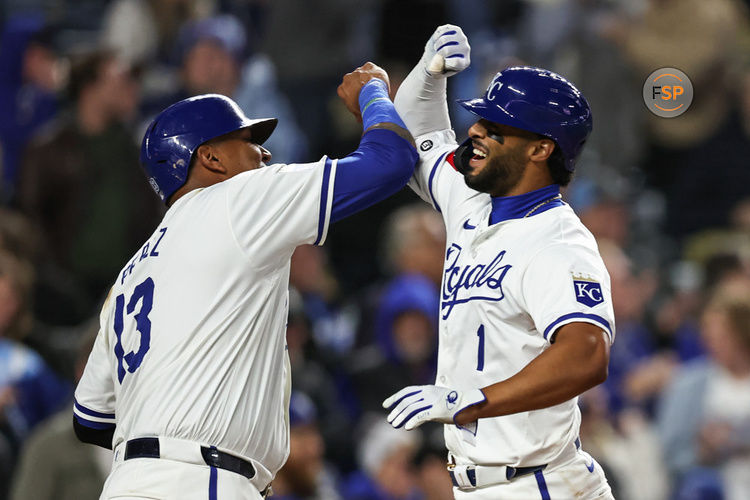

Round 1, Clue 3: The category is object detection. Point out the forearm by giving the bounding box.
[456,323,609,425]
[330,129,416,222]
[328,79,418,222]
[394,62,451,137]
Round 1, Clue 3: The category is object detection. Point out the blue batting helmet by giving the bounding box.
[457,66,592,171]
[140,94,277,202]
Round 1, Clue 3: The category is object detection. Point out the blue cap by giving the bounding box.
[178,15,246,62]
[458,66,592,171]
[140,93,277,202]
[289,391,317,427]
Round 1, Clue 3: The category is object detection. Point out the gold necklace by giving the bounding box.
[523,194,562,218]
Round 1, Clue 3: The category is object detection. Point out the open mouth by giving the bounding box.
[469,141,488,168]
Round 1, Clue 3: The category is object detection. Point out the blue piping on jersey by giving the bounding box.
[428,152,448,213]
[314,158,333,245]
[489,184,562,225]
[543,312,612,340]
[74,398,115,419]
[73,414,116,430]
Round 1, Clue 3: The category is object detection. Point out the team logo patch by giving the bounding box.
[573,277,604,307]
[420,140,433,151]
[446,391,458,410]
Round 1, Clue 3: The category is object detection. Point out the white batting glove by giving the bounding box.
[383,385,486,431]
[420,24,471,78]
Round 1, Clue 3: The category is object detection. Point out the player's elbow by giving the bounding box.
[584,338,610,388]
[360,128,418,181]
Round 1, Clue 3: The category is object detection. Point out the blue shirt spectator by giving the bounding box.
[0,15,59,203]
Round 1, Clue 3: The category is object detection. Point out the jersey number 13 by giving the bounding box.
[113,277,155,383]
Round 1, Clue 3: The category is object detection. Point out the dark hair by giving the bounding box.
[68,50,115,102]
[533,134,573,186]
[548,144,573,186]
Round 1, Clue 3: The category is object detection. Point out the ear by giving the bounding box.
[528,139,555,163]
[194,144,227,174]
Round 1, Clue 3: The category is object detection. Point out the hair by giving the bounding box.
[705,284,750,353]
[535,135,573,186]
[67,50,115,102]
[380,204,445,274]
[547,144,573,186]
[0,250,35,341]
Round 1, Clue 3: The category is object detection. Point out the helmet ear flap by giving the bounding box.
[454,138,474,174]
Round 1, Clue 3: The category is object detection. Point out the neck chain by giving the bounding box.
[523,194,562,218]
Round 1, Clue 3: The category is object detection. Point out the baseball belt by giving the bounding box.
[447,438,581,490]
[122,437,272,498]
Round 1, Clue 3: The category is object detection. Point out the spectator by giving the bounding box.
[145,14,308,164]
[9,324,109,500]
[17,50,161,325]
[598,239,673,413]
[0,250,70,499]
[349,274,439,414]
[413,424,453,500]
[100,0,205,66]
[380,204,446,288]
[272,392,342,500]
[343,416,423,500]
[286,286,355,472]
[608,0,750,237]
[354,203,445,349]
[657,280,750,499]
[0,15,62,203]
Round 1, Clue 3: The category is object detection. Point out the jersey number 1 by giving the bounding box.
[476,324,485,371]
[113,277,155,383]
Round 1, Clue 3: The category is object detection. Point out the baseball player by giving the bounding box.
[383,26,616,499]
[72,62,417,499]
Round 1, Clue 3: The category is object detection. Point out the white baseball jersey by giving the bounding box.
[74,157,337,490]
[409,129,615,468]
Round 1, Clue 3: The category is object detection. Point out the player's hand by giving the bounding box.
[382,385,485,431]
[421,24,471,78]
[337,62,391,122]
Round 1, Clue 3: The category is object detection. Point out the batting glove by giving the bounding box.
[383,385,486,431]
[421,24,471,78]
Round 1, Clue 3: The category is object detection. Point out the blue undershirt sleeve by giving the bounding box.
[329,78,417,222]
[330,129,417,222]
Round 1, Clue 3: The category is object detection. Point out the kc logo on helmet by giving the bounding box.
[573,276,604,307]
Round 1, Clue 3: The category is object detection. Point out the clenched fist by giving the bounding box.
[337,62,391,122]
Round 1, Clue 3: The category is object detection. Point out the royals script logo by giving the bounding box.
[442,244,512,319]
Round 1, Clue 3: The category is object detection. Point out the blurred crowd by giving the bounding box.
[1,1,750,499]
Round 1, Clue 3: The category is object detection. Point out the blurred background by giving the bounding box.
[1,0,750,499]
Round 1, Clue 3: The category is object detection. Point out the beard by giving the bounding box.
[463,145,526,196]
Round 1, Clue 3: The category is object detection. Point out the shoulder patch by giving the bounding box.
[572,275,604,307]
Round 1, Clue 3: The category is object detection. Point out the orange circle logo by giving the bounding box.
[643,68,693,118]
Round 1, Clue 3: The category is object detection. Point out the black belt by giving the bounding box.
[125,437,267,493]
[448,463,547,488]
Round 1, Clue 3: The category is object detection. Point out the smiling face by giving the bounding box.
[462,119,547,197]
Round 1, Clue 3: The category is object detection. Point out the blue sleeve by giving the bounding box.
[330,128,417,223]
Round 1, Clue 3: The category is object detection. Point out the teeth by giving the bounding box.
[473,148,487,158]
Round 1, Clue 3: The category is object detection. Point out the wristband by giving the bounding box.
[359,78,407,131]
